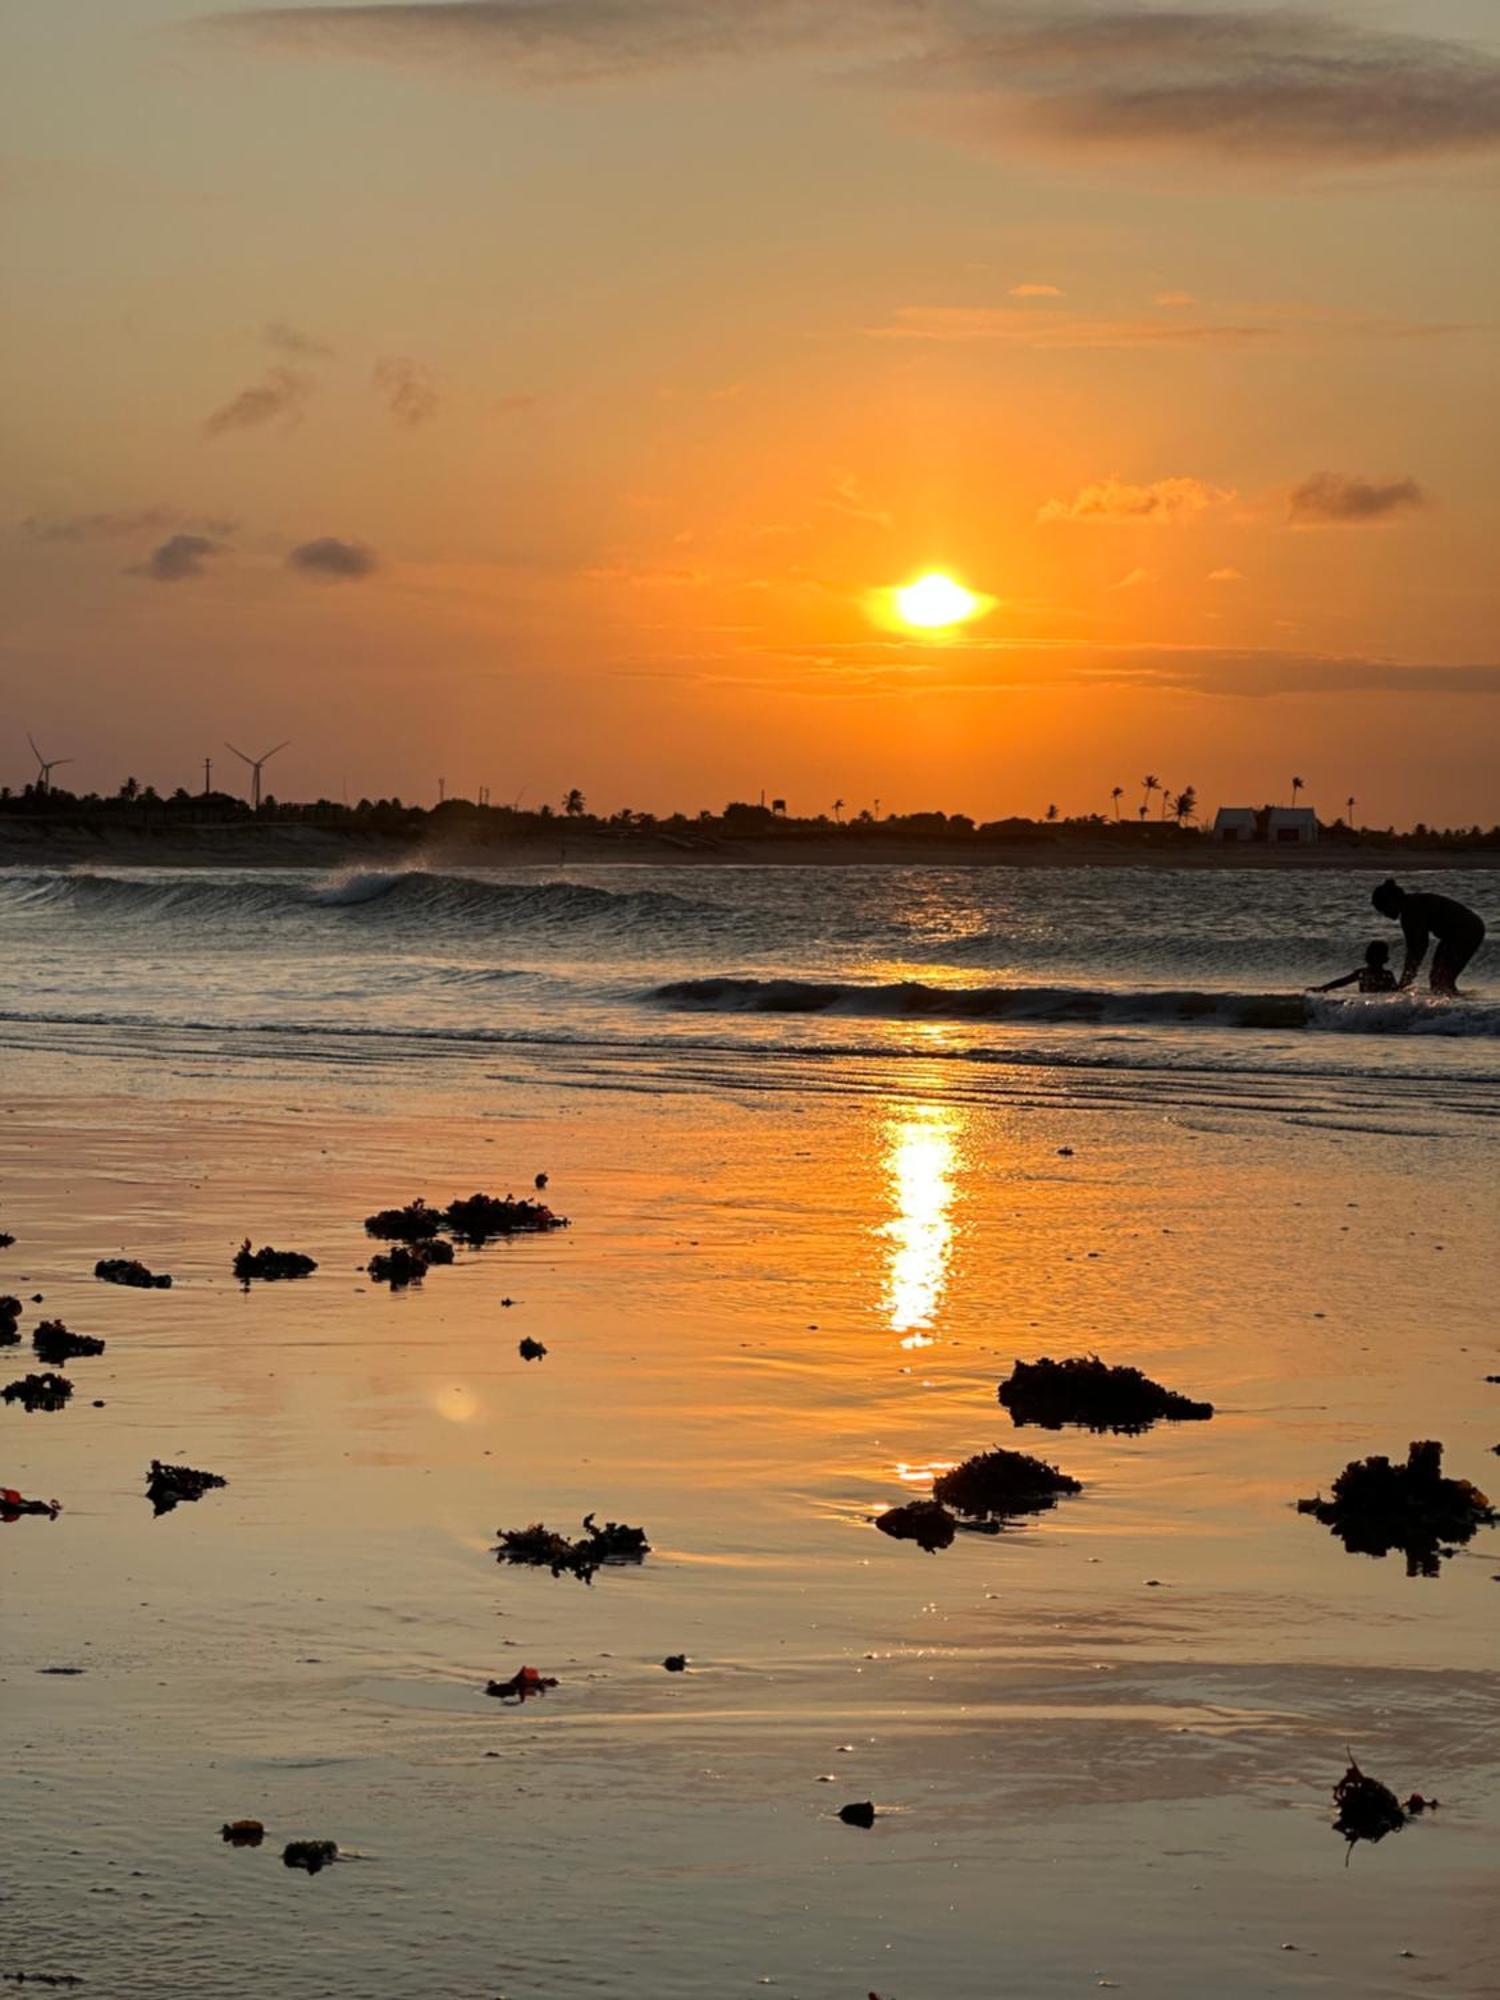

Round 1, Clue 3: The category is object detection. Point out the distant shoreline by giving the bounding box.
[3,823,1497,872]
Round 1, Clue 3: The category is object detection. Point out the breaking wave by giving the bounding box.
[651,976,1499,1036]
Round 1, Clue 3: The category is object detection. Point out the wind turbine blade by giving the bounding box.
[260,741,291,764]
[224,743,254,766]
[52,758,74,769]
[27,732,42,762]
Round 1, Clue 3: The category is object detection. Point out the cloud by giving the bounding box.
[493,392,537,415]
[1109,566,1155,590]
[264,320,335,359]
[1153,291,1196,308]
[1207,566,1245,583]
[1009,281,1063,298]
[1039,476,1234,526]
[21,507,236,542]
[286,535,379,578]
[127,533,227,582]
[204,365,313,436]
[1288,472,1426,525]
[869,306,1281,348]
[373,355,439,426]
[199,4,1500,169]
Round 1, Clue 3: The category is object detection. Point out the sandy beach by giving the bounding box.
[4,979,1498,1995]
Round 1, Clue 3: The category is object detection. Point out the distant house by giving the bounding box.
[1266,807,1318,845]
[1213,807,1258,843]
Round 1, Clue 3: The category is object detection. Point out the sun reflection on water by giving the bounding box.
[879,1105,960,1337]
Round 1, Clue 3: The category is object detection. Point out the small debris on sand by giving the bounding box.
[234,1241,317,1284]
[1057,1146,1075,1158]
[494,1513,649,1583]
[147,1459,227,1516]
[0,1297,21,1345]
[1,1487,61,1520]
[485,1665,558,1701]
[32,1322,105,1366]
[1298,1440,1495,1577]
[932,1447,1081,1523]
[875,1499,958,1552]
[838,1801,877,1828]
[363,1199,446,1242]
[3,1372,73,1413]
[282,1840,338,1875]
[94,1258,171,1289]
[1332,1757,1435,1852]
[1000,1356,1212,1434]
[517,1337,547,1362]
[221,1820,265,1847]
[662,1654,688,1672]
[367,1240,453,1287]
[444,1192,568,1244]
[0,1233,13,1250]
[534,1172,549,1191]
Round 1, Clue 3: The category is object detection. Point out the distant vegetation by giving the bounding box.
[1,779,1495,851]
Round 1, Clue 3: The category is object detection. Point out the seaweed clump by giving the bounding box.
[0,1232,13,1249]
[875,1498,958,1553]
[1,1487,61,1520]
[282,1840,338,1875]
[1298,1440,1495,1578]
[234,1241,317,1284]
[494,1512,649,1583]
[3,1372,73,1413]
[147,1459,227,1516]
[1331,1757,1438,1854]
[367,1239,454,1287]
[0,1296,21,1346]
[221,1819,266,1847]
[363,1199,446,1243]
[518,1336,547,1362]
[32,1321,105,1365]
[932,1447,1081,1523]
[95,1258,172,1289]
[444,1192,567,1245]
[1000,1356,1213,1435]
[486,1665,558,1701]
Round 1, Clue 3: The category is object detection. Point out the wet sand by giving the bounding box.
[3,1053,1498,1996]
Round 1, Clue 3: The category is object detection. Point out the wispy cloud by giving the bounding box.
[204,364,313,437]
[1109,566,1155,589]
[1009,281,1063,298]
[1153,291,1196,308]
[1039,476,1234,526]
[198,4,1500,170]
[1288,472,1426,525]
[21,507,236,543]
[127,533,227,582]
[265,320,335,359]
[286,535,379,578]
[869,305,1281,348]
[373,355,440,427]
[1207,566,1245,583]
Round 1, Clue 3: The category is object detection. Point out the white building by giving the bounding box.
[1213,807,1258,843]
[1266,807,1318,845]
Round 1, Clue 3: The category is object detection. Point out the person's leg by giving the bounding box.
[1430,923,1484,995]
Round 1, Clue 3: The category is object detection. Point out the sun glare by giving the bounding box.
[892,572,986,631]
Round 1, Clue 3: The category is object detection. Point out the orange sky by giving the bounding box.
[3,1,1498,824]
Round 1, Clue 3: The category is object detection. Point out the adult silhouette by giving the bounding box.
[1371,878,1486,995]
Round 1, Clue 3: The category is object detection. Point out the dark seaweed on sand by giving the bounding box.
[0,1233,13,1250]
[3,1372,73,1412]
[1000,1356,1213,1435]
[367,1239,453,1287]
[517,1336,547,1361]
[875,1498,958,1552]
[0,1296,21,1346]
[363,1199,447,1243]
[1297,1440,1495,1578]
[486,1666,558,1700]
[932,1447,1081,1522]
[1330,1757,1440,1855]
[494,1512,648,1583]
[32,1321,105,1365]
[443,1192,567,1244]
[234,1241,318,1284]
[94,1257,171,1289]
[221,1819,266,1847]
[147,1459,227,1516]
[282,1839,338,1874]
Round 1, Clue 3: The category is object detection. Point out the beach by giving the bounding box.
[3,862,1498,1997]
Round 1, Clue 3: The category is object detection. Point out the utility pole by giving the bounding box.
[202,757,212,798]
[438,777,446,805]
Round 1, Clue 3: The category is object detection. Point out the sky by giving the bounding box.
[2,0,1498,824]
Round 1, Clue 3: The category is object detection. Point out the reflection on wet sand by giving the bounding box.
[879,1103,962,1344]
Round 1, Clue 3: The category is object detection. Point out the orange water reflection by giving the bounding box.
[879,1104,962,1339]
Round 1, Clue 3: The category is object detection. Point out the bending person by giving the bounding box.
[1371,878,1486,996]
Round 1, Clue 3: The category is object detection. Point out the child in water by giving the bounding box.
[1311,941,1398,995]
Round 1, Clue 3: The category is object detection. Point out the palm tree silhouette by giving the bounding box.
[1045,802,1059,822]
[1140,774,1159,821]
[1111,785,1124,819]
[832,797,845,824]
[1291,775,1304,808]
[1346,793,1356,826]
[563,787,586,818]
[1173,785,1197,826]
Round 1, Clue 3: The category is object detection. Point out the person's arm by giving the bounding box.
[1311,970,1359,992]
[1398,912,1429,988]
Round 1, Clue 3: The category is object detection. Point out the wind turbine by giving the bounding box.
[225,739,289,811]
[27,733,73,796]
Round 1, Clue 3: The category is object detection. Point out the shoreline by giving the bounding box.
[3,824,1497,873]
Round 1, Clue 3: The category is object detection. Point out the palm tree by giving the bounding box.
[832,797,845,824]
[1045,802,1059,822]
[1140,774,1159,820]
[1290,775,1304,808]
[1110,785,1124,819]
[1346,793,1356,827]
[1173,785,1197,826]
[563,787,586,818]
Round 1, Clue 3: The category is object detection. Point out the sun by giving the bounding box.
[893,572,984,630]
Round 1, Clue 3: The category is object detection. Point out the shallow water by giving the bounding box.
[1,866,1497,1995]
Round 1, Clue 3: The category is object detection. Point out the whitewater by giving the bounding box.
[2,862,1496,1104]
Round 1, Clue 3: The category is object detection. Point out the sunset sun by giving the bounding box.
[893,572,985,631]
